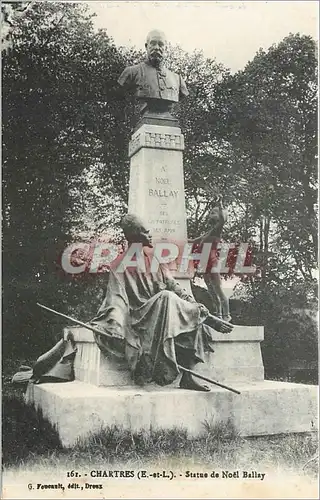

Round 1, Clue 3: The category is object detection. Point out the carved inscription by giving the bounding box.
[156,177,170,185]
[148,219,180,225]
[146,163,184,238]
[149,189,178,198]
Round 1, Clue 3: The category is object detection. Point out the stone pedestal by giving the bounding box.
[64,325,264,387]
[25,324,318,447]
[197,326,264,383]
[68,327,132,387]
[26,381,318,448]
[128,123,186,244]
[128,123,192,286]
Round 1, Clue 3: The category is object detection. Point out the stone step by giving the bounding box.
[25,380,318,448]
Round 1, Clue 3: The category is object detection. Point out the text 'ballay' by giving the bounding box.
[149,188,179,198]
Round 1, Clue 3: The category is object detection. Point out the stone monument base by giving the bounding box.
[24,325,318,448]
[64,325,266,386]
[25,380,318,448]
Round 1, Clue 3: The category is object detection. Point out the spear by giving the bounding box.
[37,303,240,395]
[37,302,114,338]
[178,366,241,395]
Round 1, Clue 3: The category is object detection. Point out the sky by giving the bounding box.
[87,1,318,72]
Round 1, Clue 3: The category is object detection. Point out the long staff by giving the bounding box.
[37,303,240,394]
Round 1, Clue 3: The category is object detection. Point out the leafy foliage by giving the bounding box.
[2,3,128,356]
[219,34,317,287]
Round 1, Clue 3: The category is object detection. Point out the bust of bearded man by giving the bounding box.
[118,29,189,119]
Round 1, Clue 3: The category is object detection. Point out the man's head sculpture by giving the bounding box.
[145,29,167,67]
[117,29,188,120]
[120,214,153,247]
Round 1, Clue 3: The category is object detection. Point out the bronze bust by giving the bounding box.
[118,30,189,118]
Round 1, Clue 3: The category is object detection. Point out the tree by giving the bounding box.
[1,1,35,53]
[2,2,131,357]
[210,34,318,376]
[215,34,317,294]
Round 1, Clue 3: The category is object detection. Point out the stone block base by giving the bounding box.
[25,380,318,448]
[65,325,265,387]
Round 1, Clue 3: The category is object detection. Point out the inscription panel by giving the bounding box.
[143,148,187,242]
[128,128,188,263]
[128,128,191,277]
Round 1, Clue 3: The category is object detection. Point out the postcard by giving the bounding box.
[2,1,318,498]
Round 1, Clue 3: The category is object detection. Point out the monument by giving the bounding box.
[119,30,191,283]
[25,29,317,447]
[90,213,233,392]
